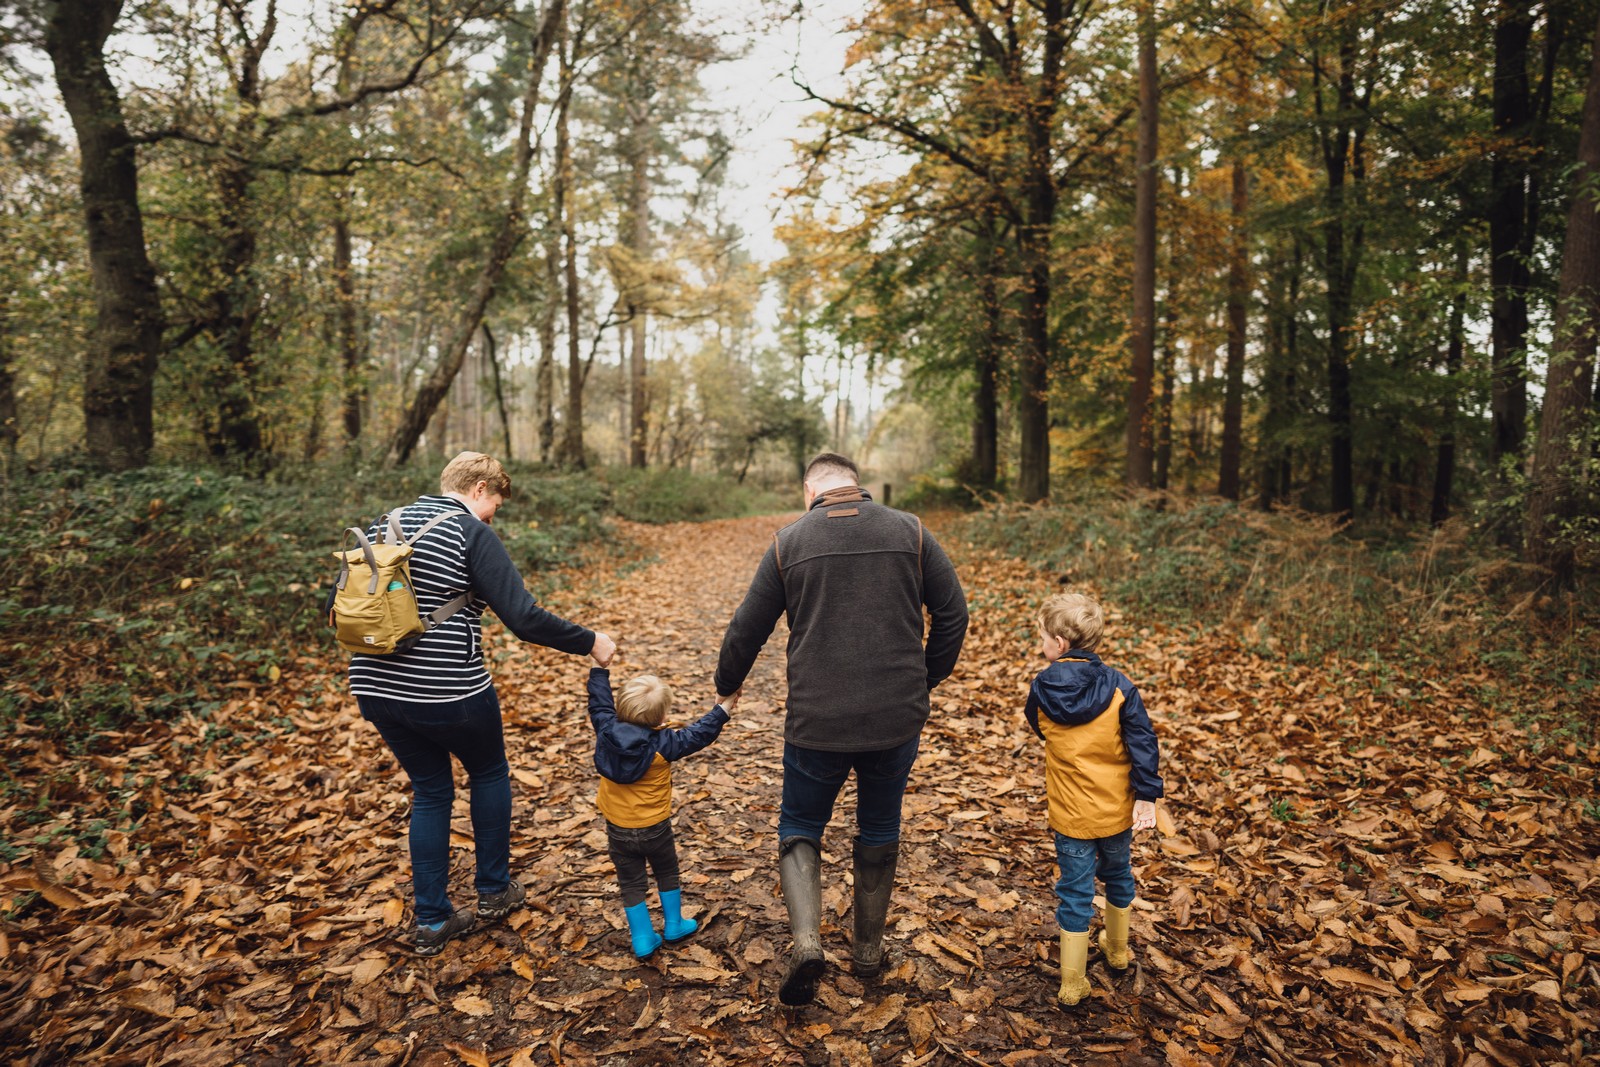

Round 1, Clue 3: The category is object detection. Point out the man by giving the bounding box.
[715,453,968,1007]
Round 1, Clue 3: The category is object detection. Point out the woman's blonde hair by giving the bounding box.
[617,675,673,728]
[440,451,511,497]
[1039,592,1104,652]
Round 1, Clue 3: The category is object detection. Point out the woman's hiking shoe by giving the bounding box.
[477,880,527,922]
[415,911,474,957]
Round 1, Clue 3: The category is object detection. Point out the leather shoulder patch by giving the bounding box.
[827,508,859,517]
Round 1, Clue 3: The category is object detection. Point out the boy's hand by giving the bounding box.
[590,631,617,668]
[718,689,741,712]
[1132,799,1157,832]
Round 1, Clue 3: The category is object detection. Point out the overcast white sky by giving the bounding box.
[692,0,851,262]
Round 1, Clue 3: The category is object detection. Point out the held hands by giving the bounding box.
[717,689,741,712]
[1132,799,1158,832]
[590,631,617,668]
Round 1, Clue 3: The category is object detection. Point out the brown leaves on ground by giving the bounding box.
[1,514,1597,1065]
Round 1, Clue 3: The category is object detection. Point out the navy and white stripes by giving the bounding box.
[345,495,594,703]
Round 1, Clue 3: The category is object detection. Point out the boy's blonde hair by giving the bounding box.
[1040,592,1104,652]
[440,451,512,498]
[617,675,673,727]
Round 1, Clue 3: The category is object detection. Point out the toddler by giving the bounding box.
[587,666,734,957]
[1024,593,1164,1007]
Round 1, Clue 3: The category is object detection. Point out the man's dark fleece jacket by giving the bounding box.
[714,486,969,752]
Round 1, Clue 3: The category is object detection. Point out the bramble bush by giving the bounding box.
[0,462,611,742]
[954,491,1599,745]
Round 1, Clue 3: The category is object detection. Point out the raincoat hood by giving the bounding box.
[1031,650,1119,726]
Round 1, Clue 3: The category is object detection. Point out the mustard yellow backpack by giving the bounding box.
[331,509,470,655]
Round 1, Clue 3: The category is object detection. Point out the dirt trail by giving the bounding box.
[3,513,1595,1066]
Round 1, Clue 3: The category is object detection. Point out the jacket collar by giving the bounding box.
[808,485,871,511]
[1055,649,1103,666]
[421,494,475,516]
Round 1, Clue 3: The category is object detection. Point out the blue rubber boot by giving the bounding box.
[624,901,663,959]
[660,889,698,943]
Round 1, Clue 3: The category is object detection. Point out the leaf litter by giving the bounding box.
[1,515,1597,1065]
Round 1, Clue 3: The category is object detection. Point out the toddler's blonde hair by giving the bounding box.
[617,675,673,727]
[1040,592,1104,652]
[440,451,512,497]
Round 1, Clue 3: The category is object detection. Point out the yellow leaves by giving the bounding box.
[450,993,493,1018]
[1321,966,1401,996]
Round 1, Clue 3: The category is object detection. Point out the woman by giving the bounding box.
[340,450,615,956]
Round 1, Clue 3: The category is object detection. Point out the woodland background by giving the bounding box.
[0,0,1598,1064]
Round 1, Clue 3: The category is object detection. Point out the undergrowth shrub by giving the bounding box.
[955,492,1599,744]
[603,467,789,524]
[0,463,611,741]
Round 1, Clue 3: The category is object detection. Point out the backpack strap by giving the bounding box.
[406,511,462,546]
[404,510,473,641]
[338,527,381,594]
[375,510,405,545]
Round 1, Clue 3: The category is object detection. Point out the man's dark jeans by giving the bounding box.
[777,735,921,847]
[606,818,682,906]
[358,687,512,925]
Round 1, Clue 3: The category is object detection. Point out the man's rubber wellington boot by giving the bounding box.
[777,837,826,1006]
[850,837,899,978]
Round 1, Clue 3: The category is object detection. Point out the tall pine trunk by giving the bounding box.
[44,0,163,471]
[1015,0,1067,503]
[1155,302,1177,491]
[971,205,1002,490]
[1431,241,1469,526]
[626,103,651,469]
[1525,14,1600,577]
[1126,0,1158,488]
[1490,0,1536,467]
[537,234,558,463]
[558,17,586,468]
[1219,158,1248,499]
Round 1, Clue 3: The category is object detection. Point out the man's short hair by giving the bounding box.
[804,452,859,484]
[440,451,511,497]
[1040,593,1104,652]
[617,675,673,728]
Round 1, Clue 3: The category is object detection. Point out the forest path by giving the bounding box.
[4,513,1595,1065]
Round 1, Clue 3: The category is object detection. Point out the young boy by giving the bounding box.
[587,667,734,958]
[1024,593,1164,1007]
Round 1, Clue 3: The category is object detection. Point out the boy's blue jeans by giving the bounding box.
[1053,828,1137,933]
[358,688,512,926]
[777,736,920,847]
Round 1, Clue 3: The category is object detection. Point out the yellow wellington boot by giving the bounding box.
[1098,903,1131,971]
[1057,931,1092,1007]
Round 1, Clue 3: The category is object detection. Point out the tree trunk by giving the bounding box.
[558,17,586,469]
[1126,0,1158,489]
[1155,301,1176,491]
[537,235,558,463]
[1315,14,1366,520]
[0,291,16,479]
[1490,0,1536,467]
[626,102,651,469]
[44,0,163,471]
[208,155,266,464]
[1525,13,1600,577]
[971,205,1002,491]
[1431,241,1469,526]
[1219,159,1248,499]
[483,323,513,459]
[387,0,566,465]
[333,206,364,448]
[1014,0,1067,503]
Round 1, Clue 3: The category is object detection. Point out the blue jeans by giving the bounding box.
[778,736,921,848]
[1054,828,1136,933]
[358,688,512,925]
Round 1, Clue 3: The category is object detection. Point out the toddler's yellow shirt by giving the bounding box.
[598,753,672,827]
